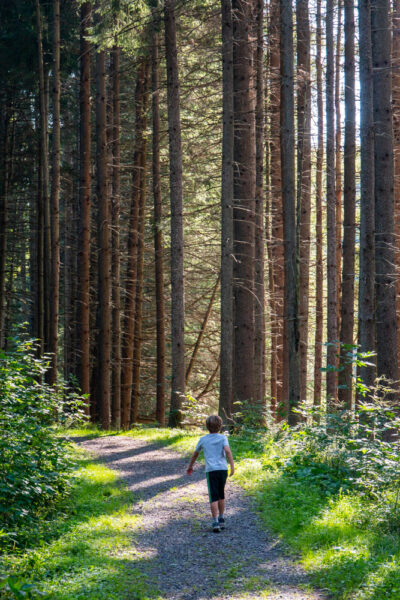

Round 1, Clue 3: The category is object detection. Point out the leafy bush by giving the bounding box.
[0,337,86,538]
[275,400,400,500]
[181,393,210,427]
[0,575,45,599]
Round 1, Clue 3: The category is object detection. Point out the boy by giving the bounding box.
[186,414,235,532]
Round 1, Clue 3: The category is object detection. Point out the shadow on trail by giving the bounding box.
[79,435,204,503]
[134,512,314,599]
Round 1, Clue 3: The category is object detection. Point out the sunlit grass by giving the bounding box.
[1,446,160,600]
[235,455,400,600]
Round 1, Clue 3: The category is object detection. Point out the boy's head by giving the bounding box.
[206,415,223,433]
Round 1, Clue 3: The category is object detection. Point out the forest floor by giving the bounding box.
[77,434,325,600]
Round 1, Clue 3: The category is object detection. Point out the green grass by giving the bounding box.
[65,425,400,600]
[233,447,400,599]
[63,423,268,460]
[0,445,160,600]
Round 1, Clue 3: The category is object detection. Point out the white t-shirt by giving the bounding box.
[195,433,229,472]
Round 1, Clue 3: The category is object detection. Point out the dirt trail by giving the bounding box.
[78,435,325,600]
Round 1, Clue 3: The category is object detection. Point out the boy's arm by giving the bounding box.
[186,450,199,475]
[225,446,235,476]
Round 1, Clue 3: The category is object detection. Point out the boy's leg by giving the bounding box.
[218,499,225,515]
[217,472,228,528]
[207,472,222,531]
[210,500,219,519]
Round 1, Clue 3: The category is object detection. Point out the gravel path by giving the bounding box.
[78,435,326,600]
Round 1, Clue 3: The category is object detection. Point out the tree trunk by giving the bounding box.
[78,1,91,413]
[164,0,186,427]
[30,121,39,341]
[49,0,61,385]
[232,0,256,410]
[281,0,300,423]
[121,61,148,429]
[393,0,400,370]
[326,0,338,406]
[36,113,45,352]
[43,68,51,355]
[296,0,311,405]
[111,44,121,429]
[35,0,49,355]
[63,164,74,381]
[151,17,166,427]
[358,0,376,389]
[372,0,399,385]
[219,0,234,422]
[96,48,111,429]
[254,0,266,413]
[0,100,10,348]
[338,0,356,408]
[314,0,324,408]
[265,167,277,416]
[132,120,149,424]
[269,0,284,415]
[335,1,343,334]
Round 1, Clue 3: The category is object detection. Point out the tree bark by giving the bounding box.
[358,0,376,389]
[63,151,75,384]
[219,0,234,422]
[326,0,338,406]
[338,0,356,408]
[281,0,300,423]
[96,48,111,429]
[43,68,51,354]
[132,119,149,424]
[164,0,186,427]
[49,0,61,386]
[121,61,148,429]
[0,100,11,348]
[35,0,49,355]
[111,44,121,429]
[265,164,277,416]
[30,111,39,342]
[232,0,256,409]
[269,0,284,415]
[152,17,166,427]
[335,1,343,334]
[314,0,324,409]
[254,0,266,413]
[393,0,400,370]
[78,2,91,413]
[296,0,311,405]
[371,0,399,385]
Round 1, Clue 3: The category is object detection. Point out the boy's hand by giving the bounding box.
[186,468,193,476]
[229,467,235,477]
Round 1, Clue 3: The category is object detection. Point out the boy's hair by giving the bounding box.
[206,415,223,433]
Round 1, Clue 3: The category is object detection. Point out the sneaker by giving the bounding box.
[212,520,221,533]
[218,516,225,529]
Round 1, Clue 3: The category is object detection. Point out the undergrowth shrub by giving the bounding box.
[264,347,400,503]
[0,337,85,543]
[272,393,400,510]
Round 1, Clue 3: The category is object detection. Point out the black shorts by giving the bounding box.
[206,469,228,502]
